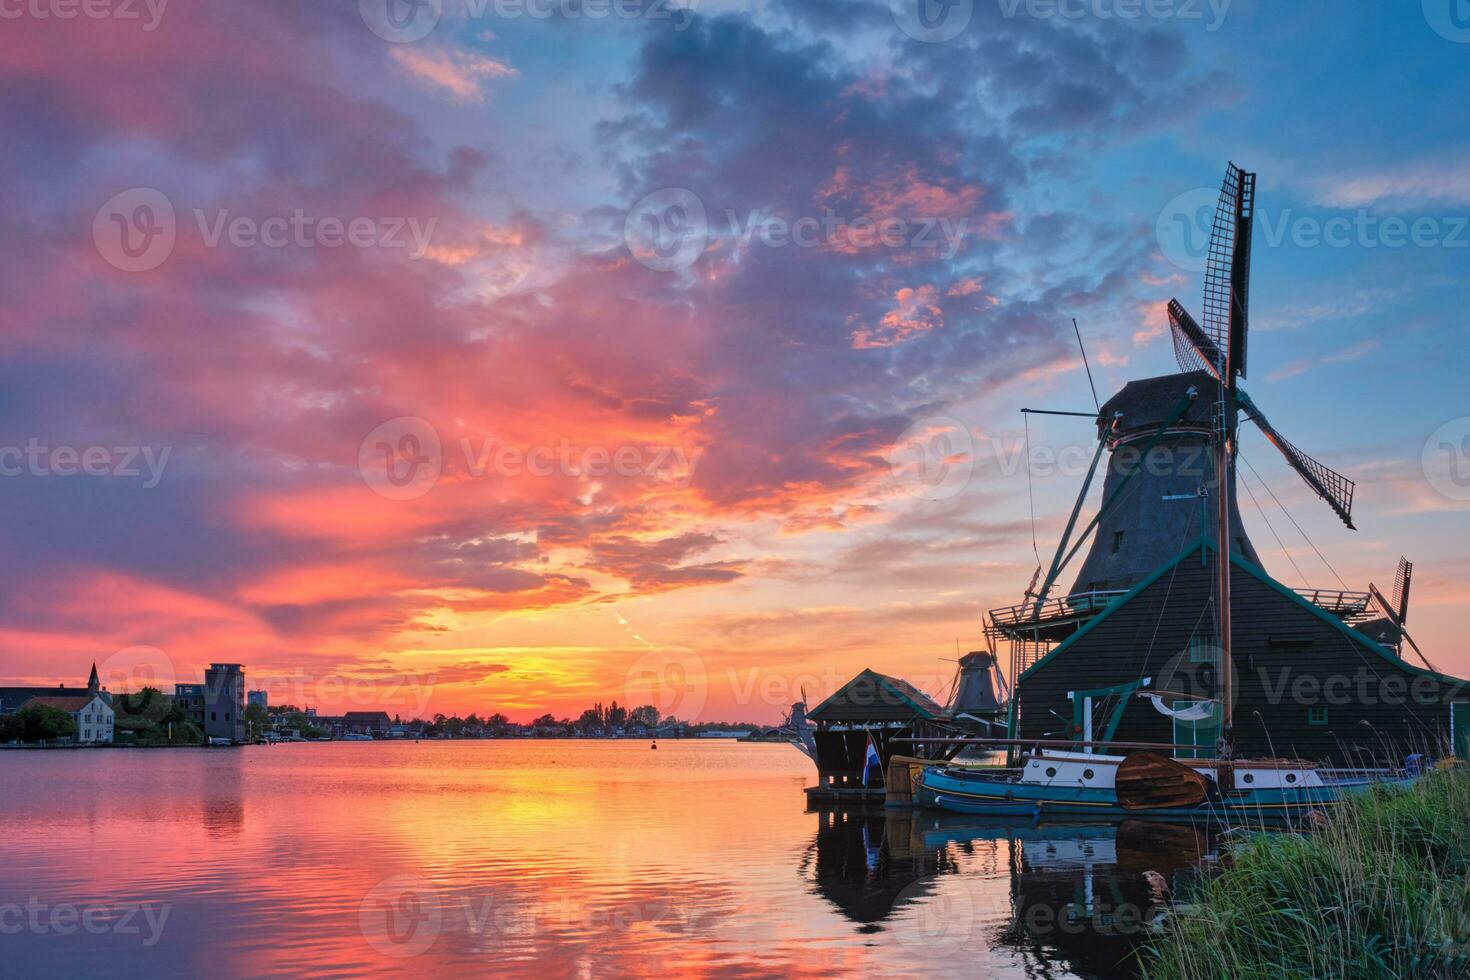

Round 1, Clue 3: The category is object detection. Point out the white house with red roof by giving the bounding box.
[20,693,115,744]
[1,662,114,743]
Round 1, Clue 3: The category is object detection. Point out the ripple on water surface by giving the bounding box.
[0,742,1210,978]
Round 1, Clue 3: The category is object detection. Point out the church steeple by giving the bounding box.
[87,662,100,694]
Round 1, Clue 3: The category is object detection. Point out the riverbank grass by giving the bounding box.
[1145,768,1470,979]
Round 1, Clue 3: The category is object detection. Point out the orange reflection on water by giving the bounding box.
[0,741,1200,978]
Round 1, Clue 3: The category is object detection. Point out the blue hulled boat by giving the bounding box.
[916,748,1417,822]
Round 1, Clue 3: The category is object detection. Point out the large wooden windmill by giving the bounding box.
[993,163,1369,681]
[987,162,1470,766]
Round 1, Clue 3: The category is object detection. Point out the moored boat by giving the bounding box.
[916,747,1417,822]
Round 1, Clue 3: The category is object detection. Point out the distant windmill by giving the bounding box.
[1368,557,1435,670]
[1168,163,1357,530]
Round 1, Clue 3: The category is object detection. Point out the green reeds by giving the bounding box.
[1144,769,1470,979]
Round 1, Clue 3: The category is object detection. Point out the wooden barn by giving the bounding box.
[1011,538,1470,764]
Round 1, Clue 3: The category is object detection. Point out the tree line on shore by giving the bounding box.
[0,703,79,744]
[5,688,772,745]
[259,699,768,739]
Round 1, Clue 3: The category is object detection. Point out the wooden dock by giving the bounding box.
[803,784,887,804]
[804,755,932,805]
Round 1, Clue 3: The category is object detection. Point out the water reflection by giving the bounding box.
[803,808,960,926]
[0,743,1222,979]
[200,752,245,838]
[804,806,1215,979]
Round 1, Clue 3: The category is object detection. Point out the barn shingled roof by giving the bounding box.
[807,669,945,723]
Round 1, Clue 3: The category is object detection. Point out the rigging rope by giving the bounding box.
[1237,452,1400,726]
[1238,463,1308,583]
[1240,452,1349,590]
[1136,513,1213,684]
[1024,413,1042,567]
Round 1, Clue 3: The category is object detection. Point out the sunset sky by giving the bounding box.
[2,0,1467,723]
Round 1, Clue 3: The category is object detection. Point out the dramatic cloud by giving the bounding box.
[3,1,1461,717]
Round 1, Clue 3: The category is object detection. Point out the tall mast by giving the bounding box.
[1216,338,1234,754]
[1207,163,1255,759]
[1213,166,1255,758]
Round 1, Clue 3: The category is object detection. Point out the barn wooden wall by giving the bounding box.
[1016,545,1469,764]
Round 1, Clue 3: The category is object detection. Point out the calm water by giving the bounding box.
[0,742,1214,978]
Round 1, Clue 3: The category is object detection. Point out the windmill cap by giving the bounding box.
[1100,370,1236,442]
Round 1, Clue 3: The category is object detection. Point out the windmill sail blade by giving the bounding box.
[1237,390,1356,529]
[1392,557,1413,625]
[1369,580,1436,672]
[1203,164,1256,380]
[1169,299,1222,378]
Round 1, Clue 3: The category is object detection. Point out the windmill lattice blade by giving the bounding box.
[1369,581,1436,670]
[1392,557,1413,625]
[1168,299,1221,377]
[1238,390,1356,529]
[1203,164,1255,379]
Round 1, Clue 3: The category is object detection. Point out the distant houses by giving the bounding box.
[298,711,394,738]
[343,711,392,735]
[24,694,115,744]
[3,662,774,746]
[173,663,247,743]
[0,664,115,744]
[1,661,254,747]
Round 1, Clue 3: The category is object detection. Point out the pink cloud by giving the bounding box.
[1315,159,1470,208]
[389,45,518,103]
[1132,300,1171,344]
[1266,338,1380,382]
[0,4,1197,720]
[850,284,943,349]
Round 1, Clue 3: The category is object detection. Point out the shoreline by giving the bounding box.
[1,735,790,750]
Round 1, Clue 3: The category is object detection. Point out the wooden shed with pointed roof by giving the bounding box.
[807,669,946,726]
[806,669,956,795]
